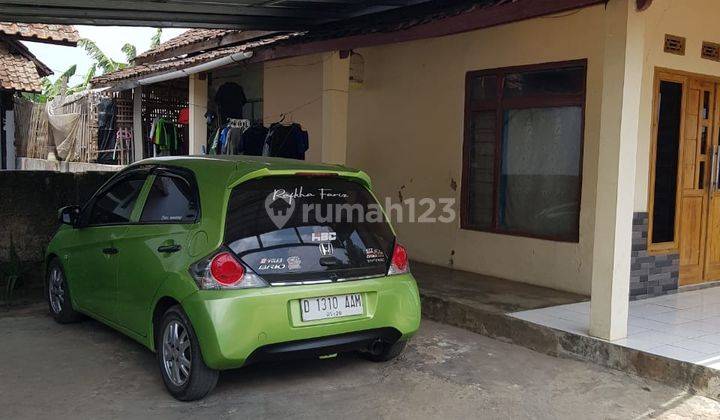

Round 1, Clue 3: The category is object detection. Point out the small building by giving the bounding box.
[0,23,79,169]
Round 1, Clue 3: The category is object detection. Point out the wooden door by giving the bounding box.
[703,85,720,281]
[678,79,714,285]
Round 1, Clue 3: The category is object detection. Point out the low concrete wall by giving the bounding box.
[16,157,123,173]
[0,171,114,295]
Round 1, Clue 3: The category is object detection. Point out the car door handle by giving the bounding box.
[102,247,119,255]
[157,244,182,254]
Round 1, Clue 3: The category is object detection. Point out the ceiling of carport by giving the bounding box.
[0,0,436,30]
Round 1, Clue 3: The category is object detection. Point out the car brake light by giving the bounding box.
[210,252,245,286]
[388,243,409,275]
[189,248,268,290]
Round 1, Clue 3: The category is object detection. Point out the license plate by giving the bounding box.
[300,293,363,321]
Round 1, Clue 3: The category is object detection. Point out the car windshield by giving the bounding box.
[225,176,395,284]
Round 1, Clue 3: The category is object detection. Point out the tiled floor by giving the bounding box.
[510,287,720,369]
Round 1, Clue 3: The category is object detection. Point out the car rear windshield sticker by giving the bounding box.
[287,256,302,270]
[365,248,386,263]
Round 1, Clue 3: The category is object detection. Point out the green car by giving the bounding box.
[46,156,421,401]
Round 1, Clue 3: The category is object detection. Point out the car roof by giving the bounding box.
[131,155,372,187]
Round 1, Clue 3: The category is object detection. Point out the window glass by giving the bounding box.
[470,75,498,104]
[225,177,395,284]
[140,174,198,223]
[504,67,585,98]
[464,62,586,241]
[651,81,683,243]
[466,111,496,229]
[499,107,582,239]
[88,173,146,225]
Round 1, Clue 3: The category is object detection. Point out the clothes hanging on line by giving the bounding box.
[263,123,309,160]
[97,98,117,164]
[210,118,250,155]
[240,123,268,156]
[149,117,182,155]
[215,82,247,121]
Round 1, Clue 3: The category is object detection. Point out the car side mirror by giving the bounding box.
[58,206,80,227]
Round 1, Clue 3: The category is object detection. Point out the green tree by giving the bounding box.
[121,43,137,62]
[78,38,127,74]
[151,28,163,48]
[25,29,164,103]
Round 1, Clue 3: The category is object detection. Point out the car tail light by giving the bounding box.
[387,242,409,275]
[210,252,245,286]
[190,248,268,290]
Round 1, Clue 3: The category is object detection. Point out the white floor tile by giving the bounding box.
[612,337,664,352]
[557,302,590,314]
[696,334,720,346]
[548,308,590,324]
[510,287,720,368]
[627,317,672,331]
[628,303,676,317]
[681,319,720,334]
[645,309,708,325]
[697,355,720,369]
[635,323,708,339]
[670,339,720,355]
[648,345,709,363]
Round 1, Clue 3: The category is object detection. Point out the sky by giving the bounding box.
[23,25,187,85]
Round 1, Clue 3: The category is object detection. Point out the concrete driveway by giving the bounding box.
[0,306,718,419]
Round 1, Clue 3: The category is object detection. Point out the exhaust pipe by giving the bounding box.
[369,339,385,356]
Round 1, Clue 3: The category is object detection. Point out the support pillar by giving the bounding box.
[590,0,645,341]
[188,73,208,155]
[321,52,350,164]
[132,86,143,162]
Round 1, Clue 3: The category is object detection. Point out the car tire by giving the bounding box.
[46,258,83,324]
[157,305,219,401]
[361,340,407,362]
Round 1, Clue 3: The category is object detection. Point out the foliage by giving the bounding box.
[122,43,137,62]
[25,28,164,103]
[151,28,163,48]
[78,38,127,75]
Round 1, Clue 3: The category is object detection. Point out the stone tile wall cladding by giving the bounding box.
[630,212,679,300]
[0,171,114,291]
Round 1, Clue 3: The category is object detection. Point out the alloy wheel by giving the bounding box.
[48,267,64,314]
[162,320,192,387]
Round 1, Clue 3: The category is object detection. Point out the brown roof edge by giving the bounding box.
[0,22,79,46]
[2,37,53,76]
[250,0,607,64]
[135,30,275,65]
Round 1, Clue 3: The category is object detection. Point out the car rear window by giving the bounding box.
[225,176,395,284]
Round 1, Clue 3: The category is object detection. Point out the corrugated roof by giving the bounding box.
[0,22,79,45]
[0,40,44,92]
[91,32,301,88]
[91,0,600,88]
[135,29,234,61]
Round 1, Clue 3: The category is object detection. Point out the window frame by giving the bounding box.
[461,59,588,242]
[646,70,687,254]
[78,166,152,228]
[136,166,202,226]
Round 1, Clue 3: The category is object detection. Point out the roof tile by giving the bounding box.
[92,32,301,87]
[0,41,43,92]
[135,29,235,60]
[0,22,79,44]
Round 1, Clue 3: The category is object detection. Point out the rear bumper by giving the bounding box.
[245,328,401,364]
[182,274,421,370]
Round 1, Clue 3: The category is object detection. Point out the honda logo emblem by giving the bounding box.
[319,242,334,256]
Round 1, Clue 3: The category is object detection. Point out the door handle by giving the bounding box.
[157,244,182,254]
[713,145,720,193]
[102,247,119,255]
